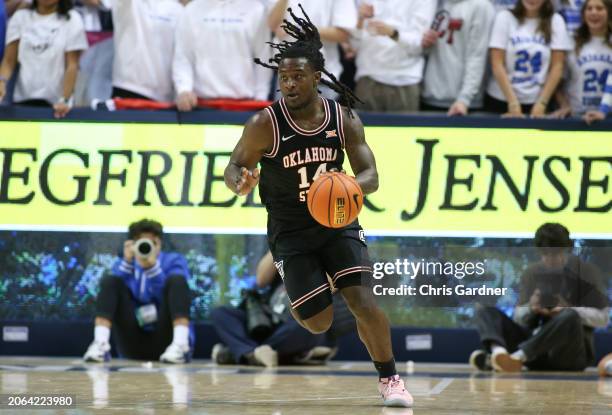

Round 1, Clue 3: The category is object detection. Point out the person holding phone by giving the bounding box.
[470,223,610,372]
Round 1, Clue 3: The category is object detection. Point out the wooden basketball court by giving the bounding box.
[1,357,610,414]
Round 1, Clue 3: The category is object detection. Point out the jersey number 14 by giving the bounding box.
[298,163,327,202]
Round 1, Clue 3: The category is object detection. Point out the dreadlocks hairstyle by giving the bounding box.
[254,4,362,117]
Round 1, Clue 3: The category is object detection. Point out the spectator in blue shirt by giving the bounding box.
[83,218,193,364]
[0,0,6,61]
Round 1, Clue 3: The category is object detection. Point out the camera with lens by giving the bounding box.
[242,290,274,342]
[133,238,155,259]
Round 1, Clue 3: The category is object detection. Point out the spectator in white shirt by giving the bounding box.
[422,0,495,115]
[493,1,587,36]
[112,0,184,102]
[0,0,87,117]
[554,0,612,119]
[584,70,612,121]
[486,0,572,117]
[173,0,272,111]
[267,0,357,98]
[351,0,435,112]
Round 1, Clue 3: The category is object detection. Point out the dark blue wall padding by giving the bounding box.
[1,320,610,364]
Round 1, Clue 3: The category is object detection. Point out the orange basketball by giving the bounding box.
[307,172,363,228]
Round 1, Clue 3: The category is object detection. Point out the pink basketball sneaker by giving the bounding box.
[378,375,413,407]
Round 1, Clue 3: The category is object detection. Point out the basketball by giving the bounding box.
[307,172,363,228]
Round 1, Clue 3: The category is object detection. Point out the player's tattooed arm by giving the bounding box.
[342,107,379,194]
[224,111,273,196]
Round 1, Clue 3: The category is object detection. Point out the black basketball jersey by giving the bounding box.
[259,97,347,229]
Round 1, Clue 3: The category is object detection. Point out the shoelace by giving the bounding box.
[389,378,403,390]
[382,376,404,392]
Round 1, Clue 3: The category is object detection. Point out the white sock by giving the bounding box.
[511,349,527,362]
[94,325,110,344]
[172,325,189,347]
[491,345,508,355]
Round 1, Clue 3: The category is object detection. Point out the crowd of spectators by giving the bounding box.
[0,0,611,122]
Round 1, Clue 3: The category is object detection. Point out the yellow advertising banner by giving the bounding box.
[0,121,610,237]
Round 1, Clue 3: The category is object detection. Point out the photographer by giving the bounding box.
[83,219,192,364]
[210,251,333,367]
[470,223,610,372]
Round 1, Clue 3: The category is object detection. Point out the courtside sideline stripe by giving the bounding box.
[0,365,602,382]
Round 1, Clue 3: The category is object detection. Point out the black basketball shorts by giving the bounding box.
[269,225,372,320]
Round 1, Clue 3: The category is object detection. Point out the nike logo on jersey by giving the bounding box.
[281,134,296,142]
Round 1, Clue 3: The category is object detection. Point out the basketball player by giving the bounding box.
[223,6,412,408]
